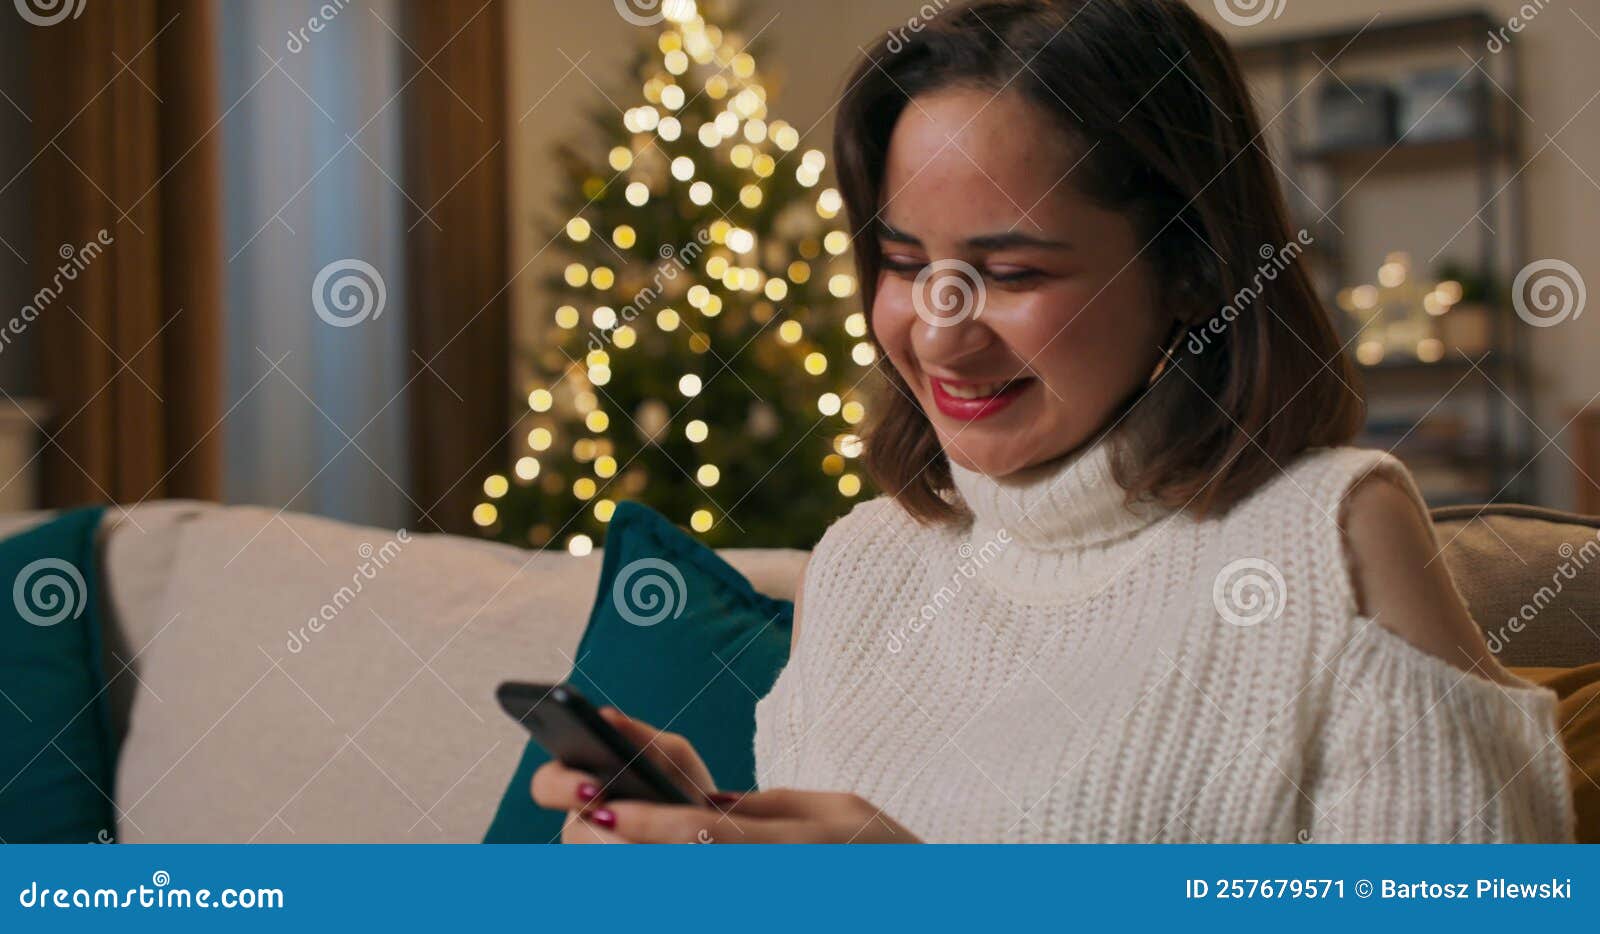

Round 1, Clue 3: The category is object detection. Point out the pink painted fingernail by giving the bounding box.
[576,782,600,803]
[585,808,616,829]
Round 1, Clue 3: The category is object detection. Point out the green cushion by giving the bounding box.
[0,507,114,843]
[484,501,792,843]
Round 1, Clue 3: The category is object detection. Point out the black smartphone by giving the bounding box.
[495,681,696,805]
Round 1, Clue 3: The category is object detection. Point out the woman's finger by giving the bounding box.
[590,801,818,844]
[530,760,606,813]
[598,707,715,795]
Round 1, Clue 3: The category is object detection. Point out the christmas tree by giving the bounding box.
[474,0,872,553]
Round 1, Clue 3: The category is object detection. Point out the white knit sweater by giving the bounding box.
[752,441,1575,843]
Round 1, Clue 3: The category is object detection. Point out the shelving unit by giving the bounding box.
[1237,9,1536,505]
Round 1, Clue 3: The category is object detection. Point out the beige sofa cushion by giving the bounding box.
[1432,505,1600,668]
[108,504,806,843]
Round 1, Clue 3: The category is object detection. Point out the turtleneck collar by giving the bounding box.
[947,437,1165,552]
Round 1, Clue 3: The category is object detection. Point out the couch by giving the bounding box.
[2,499,1595,843]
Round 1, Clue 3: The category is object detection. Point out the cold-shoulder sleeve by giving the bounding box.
[1305,619,1574,843]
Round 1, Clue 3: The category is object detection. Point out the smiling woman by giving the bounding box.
[532,0,1576,845]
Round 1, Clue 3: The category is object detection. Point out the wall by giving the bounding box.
[504,0,1600,508]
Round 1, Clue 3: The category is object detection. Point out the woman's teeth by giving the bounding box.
[939,380,1012,399]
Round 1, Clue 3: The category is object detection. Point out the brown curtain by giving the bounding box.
[33,0,222,506]
[401,0,510,534]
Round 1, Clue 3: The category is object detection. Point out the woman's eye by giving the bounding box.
[881,255,925,275]
[985,268,1040,285]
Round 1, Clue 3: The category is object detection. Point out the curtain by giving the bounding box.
[33,0,223,506]
[401,0,510,534]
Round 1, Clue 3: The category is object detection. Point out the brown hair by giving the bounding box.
[834,0,1364,523]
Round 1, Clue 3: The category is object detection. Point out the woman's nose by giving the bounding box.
[910,262,997,365]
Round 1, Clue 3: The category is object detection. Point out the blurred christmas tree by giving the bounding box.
[473,0,873,553]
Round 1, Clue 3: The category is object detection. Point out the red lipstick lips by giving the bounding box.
[929,377,1031,421]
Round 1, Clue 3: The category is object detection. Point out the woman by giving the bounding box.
[533,0,1574,843]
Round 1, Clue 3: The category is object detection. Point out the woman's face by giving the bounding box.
[872,87,1169,477]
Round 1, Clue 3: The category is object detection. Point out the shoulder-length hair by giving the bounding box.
[834,0,1364,523]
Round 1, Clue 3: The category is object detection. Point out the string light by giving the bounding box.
[566,218,591,241]
[679,374,703,397]
[841,401,865,424]
[817,188,842,218]
[573,477,597,500]
[613,325,637,349]
[528,427,552,450]
[824,231,851,255]
[690,509,714,532]
[592,306,618,329]
[844,312,868,337]
[852,342,876,365]
[671,156,696,181]
[778,320,803,343]
[515,456,541,480]
[484,474,509,498]
[689,181,713,205]
[838,474,862,496]
[564,264,589,287]
[817,392,841,416]
[804,352,828,375]
[612,225,636,248]
[585,410,610,432]
[787,260,811,283]
[568,534,593,557]
[555,305,580,329]
[660,84,685,110]
[656,308,681,331]
[594,499,616,522]
[626,183,649,206]
[608,147,633,171]
[527,388,553,412]
[591,267,615,290]
[686,419,708,442]
[764,279,788,301]
[829,274,856,298]
[697,464,720,487]
[472,503,498,527]
[595,455,618,478]
[658,116,682,141]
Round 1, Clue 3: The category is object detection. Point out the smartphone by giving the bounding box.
[496,681,695,805]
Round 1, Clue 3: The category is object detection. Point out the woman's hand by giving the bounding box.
[530,707,718,844]
[529,707,920,843]
[582,788,921,843]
